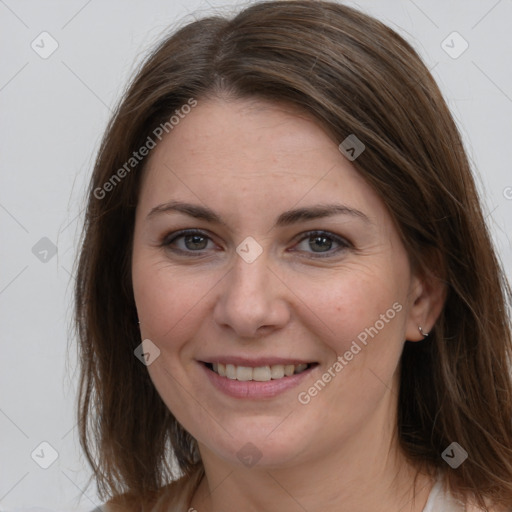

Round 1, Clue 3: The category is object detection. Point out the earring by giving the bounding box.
[418,326,429,337]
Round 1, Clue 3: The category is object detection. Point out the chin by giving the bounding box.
[196,417,314,470]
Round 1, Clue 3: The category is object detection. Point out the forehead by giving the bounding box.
[138,97,388,226]
[145,98,338,176]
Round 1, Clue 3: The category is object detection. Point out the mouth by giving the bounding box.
[202,361,318,382]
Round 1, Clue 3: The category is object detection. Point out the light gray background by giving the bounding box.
[1,0,511,510]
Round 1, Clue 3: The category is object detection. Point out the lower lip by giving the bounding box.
[201,363,316,399]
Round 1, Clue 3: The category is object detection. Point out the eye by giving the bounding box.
[291,230,351,257]
[161,229,351,258]
[161,229,215,255]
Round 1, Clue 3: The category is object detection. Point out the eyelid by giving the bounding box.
[161,229,352,257]
[161,228,218,253]
[289,230,352,257]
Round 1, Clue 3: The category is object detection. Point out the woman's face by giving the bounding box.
[131,97,429,469]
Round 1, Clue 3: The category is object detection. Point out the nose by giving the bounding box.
[212,250,290,339]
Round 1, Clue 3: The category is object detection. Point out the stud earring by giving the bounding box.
[418,326,429,337]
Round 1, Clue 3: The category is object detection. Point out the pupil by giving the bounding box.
[183,235,332,252]
[186,235,206,250]
[311,235,331,252]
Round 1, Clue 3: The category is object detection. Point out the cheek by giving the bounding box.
[293,267,409,412]
[300,273,407,405]
[295,264,407,346]
[132,236,409,354]
[131,254,214,417]
[132,252,219,347]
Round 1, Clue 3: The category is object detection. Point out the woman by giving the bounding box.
[75,1,512,511]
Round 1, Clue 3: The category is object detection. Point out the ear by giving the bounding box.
[405,267,447,342]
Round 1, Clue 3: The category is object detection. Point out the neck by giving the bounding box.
[190,403,435,512]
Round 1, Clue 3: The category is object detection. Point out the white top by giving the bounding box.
[422,475,466,512]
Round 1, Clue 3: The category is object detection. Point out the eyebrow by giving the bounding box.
[146,201,373,227]
[146,200,372,227]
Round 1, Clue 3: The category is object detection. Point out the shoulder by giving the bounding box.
[99,469,202,512]
[465,498,510,512]
[99,495,144,512]
[427,472,509,512]
[466,505,508,512]
[97,489,159,512]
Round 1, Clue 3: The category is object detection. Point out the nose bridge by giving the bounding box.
[213,244,288,337]
[233,247,268,294]
[230,233,272,297]
[229,248,272,315]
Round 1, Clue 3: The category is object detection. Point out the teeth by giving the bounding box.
[226,364,236,379]
[253,366,272,381]
[212,362,310,381]
[270,365,285,379]
[236,366,253,381]
[284,364,295,376]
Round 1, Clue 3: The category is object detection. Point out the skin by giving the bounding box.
[131,97,446,512]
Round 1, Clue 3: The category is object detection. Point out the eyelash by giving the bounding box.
[160,229,352,258]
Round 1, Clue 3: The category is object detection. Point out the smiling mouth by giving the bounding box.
[203,362,318,382]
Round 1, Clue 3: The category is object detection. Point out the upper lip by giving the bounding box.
[200,356,316,367]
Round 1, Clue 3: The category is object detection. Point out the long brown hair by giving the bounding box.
[74,1,512,509]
